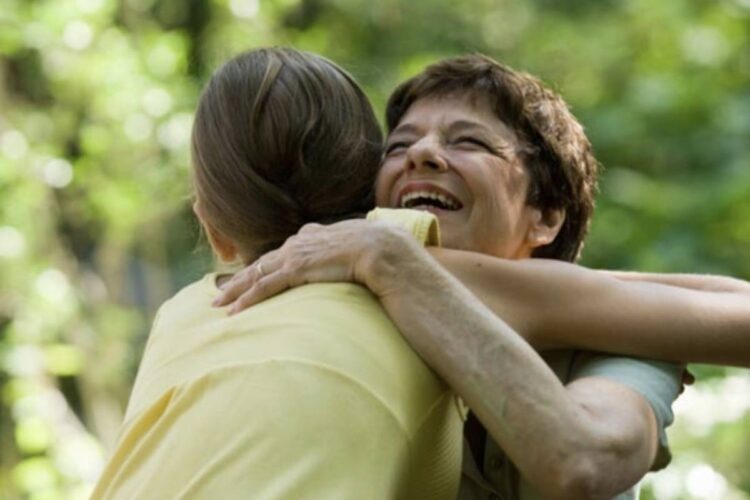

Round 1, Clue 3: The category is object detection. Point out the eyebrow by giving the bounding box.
[448,120,515,159]
[388,118,515,159]
[388,123,420,137]
[445,120,492,135]
[391,119,494,137]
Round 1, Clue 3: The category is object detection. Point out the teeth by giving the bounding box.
[399,190,460,210]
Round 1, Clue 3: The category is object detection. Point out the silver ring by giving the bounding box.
[255,261,265,278]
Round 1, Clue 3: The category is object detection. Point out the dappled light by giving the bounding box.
[1,0,749,498]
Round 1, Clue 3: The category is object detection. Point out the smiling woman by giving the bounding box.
[382,55,600,263]
[3,1,749,499]
[376,92,560,259]
[216,53,750,500]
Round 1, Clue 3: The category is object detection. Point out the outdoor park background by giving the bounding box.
[1,0,749,498]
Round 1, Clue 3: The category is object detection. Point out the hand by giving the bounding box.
[212,219,415,314]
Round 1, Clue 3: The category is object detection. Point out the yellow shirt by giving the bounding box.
[92,209,464,500]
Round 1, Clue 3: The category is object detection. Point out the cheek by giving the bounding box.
[505,161,532,198]
[464,169,518,230]
[475,163,528,209]
[374,162,398,206]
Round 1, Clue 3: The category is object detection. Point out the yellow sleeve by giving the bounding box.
[366,208,441,247]
[92,362,412,500]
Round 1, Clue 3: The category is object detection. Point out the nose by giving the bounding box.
[406,136,448,173]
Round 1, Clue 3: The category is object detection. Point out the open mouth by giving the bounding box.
[398,188,463,211]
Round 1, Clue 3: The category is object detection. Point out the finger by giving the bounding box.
[213,267,259,306]
[298,222,323,234]
[228,270,292,315]
[213,251,283,306]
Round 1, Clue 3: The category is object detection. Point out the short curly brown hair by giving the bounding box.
[386,54,599,262]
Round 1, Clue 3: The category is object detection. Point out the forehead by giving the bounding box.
[392,92,516,138]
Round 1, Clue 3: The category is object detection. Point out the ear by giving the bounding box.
[193,201,239,263]
[526,207,565,249]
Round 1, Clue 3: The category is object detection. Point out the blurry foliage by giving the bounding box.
[0,0,748,498]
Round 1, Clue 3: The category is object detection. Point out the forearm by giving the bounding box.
[218,218,661,497]
[369,244,652,498]
[600,270,750,293]
[429,247,750,366]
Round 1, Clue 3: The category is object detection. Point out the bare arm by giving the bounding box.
[368,231,660,499]
[429,247,750,367]
[599,269,750,293]
[214,220,668,498]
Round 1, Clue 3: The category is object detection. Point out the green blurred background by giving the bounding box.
[1,0,749,498]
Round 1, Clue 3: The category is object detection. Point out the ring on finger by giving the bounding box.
[255,261,265,278]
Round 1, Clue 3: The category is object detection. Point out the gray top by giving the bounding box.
[457,349,683,500]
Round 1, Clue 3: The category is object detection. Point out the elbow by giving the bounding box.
[548,434,647,500]
[550,457,617,500]
[546,456,617,500]
[543,399,655,499]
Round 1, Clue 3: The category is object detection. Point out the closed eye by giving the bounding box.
[385,141,410,155]
[454,136,492,151]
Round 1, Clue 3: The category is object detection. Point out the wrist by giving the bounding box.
[354,223,422,296]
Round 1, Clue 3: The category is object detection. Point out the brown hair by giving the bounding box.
[192,47,383,262]
[386,54,599,262]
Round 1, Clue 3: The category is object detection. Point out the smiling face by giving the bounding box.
[376,93,560,259]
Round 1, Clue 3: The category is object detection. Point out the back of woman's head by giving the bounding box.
[192,47,383,262]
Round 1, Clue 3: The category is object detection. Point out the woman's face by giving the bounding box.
[375,93,546,259]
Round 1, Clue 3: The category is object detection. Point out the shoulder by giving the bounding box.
[97,362,414,499]
[150,273,218,332]
[136,280,453,435]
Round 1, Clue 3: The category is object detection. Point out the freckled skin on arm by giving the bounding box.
[365,238,661,499]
